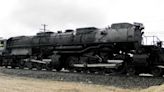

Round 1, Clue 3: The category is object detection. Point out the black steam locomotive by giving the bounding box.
[0,22,164,76]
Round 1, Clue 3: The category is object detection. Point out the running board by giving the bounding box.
[73,63,121,68]
[23,59,51,64]
[157,65,164,68]
[107,60,123,63]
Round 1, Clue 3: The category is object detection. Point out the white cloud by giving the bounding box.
[0,0,164,41]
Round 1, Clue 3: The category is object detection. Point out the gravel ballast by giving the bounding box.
[0,67,164,89]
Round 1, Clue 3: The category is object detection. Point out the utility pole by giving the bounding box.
[40,24,48,32]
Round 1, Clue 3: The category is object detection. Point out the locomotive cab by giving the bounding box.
[0,39,7,66]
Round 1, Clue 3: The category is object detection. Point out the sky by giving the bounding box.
[0,0,164,42]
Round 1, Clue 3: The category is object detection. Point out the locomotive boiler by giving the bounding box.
[1,22,164,77]
[7,23,143,54]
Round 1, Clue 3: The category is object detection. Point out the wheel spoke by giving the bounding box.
[151,67,163,77]
[126,66,136,76]
[26,62,33,69]
[36,63,42,70]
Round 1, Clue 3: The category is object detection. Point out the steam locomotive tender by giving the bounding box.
[0,22,164,76]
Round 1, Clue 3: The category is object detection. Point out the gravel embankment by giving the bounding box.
[0,67,164,89]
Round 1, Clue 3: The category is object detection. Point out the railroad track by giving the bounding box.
[0,66,161,78]
[0,66,152,77]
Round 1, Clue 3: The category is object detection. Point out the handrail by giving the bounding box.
[142,35,162,46]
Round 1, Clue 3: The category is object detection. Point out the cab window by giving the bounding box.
[0,41,4,47]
